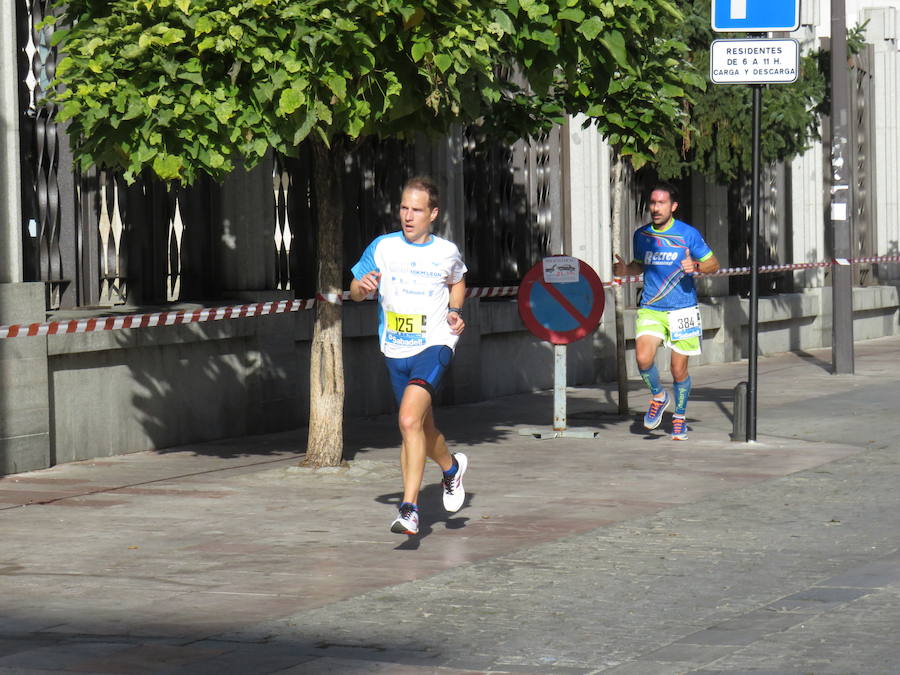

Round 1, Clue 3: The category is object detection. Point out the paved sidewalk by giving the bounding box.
[2,337,900,674]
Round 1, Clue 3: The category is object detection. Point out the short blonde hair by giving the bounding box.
[403,176,440,210]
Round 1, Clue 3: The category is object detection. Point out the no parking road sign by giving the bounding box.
[517,256,605,438]
[517,256,605,345]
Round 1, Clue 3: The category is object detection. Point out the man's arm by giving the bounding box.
[692,253,719,275]
[681,252,720,276]
[349,271,380,302]
[613,254,644,277]
[697,254,719,275]
[447,278,466,335]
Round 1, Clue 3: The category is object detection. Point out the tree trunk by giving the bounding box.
[611,154,630,416]
[304,137,346,467]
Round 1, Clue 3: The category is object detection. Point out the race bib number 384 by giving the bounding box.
[385,311,426,346]
[669,305,702,341]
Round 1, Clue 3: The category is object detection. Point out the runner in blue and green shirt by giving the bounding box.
[614,183,720,440]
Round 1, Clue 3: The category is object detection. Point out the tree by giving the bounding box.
[49,0,698,465]
[643,0,829,296]
[654,0,827,182]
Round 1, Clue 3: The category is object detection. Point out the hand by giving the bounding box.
[448,310,465,336]
[681,253,696,275]
[613,254,627,277]
[357,271,381,294]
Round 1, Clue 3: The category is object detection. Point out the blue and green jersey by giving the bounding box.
[632,218,714,311]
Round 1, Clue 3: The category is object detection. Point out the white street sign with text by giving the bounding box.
[710,39,800,85]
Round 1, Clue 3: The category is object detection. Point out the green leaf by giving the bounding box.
[326,74,347,100]
[599,30,629,69]
[253,81,275,103]
[122,100,145,121]
[195,16,214,35]
[558,8,584,22]
[277,88,305,116]
[133,144,157,164]
[434,54,452,73]
[161,28,185,45]
[252,137,269,157]
[82,37,104,57]
[577,16,603,40]
[214,101,235,124]
[491,9,515,34]
[291,107,318,145]
[56,99,82,123]
[531,30,557,47]
[208,150,226,168]
[660,83,684,97]
[270,69,290,90]
[179,70,204,86]
[411,40,430,62]
[152,153,183,180]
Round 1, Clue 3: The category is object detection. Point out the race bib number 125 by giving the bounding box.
[385,311,426,346]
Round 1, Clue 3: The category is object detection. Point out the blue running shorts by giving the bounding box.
[385,345,454,404]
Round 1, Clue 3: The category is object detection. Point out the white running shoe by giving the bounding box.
[442,453,468,513]
[390,504,419,535]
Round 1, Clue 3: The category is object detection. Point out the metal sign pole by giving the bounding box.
[553,344,566,431]
[747,83,762,442]
[830,0,855,374]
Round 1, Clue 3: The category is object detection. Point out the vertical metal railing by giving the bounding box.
[96,170,129,305]
[850,44,875,285]
[461,130,559,287]
[18,0,65,308]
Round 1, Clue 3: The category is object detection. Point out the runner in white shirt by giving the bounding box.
[350,177,469,535]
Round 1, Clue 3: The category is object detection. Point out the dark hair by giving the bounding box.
[649,182,679,203]
[403,176,440,210]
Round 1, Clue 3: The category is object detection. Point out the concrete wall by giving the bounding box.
[3,283,887,474]
[0,4,22,284]
[0,284,50,473]
[612,285,899,379]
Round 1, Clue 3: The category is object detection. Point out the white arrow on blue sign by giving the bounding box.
[712,0,800,32]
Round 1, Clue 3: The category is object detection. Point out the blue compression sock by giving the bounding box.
[443,456,459,477]
[673,376,692,415]
[639,364,664,396]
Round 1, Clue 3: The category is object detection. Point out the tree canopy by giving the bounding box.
[654,0,827,182]
[49,0,699,183]
[47,0,703,467]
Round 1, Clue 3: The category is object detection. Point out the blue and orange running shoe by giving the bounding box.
[671,415,688,441]
[643,391,670,430]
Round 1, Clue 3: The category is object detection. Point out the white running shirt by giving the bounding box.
[351,232,467,358]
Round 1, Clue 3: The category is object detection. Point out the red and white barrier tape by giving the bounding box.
[2,256,899,339]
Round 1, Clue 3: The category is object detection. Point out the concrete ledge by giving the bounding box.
[25,283,900,467]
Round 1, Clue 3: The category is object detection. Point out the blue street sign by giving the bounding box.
[712,0,800,32]
[517,257,605,345]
